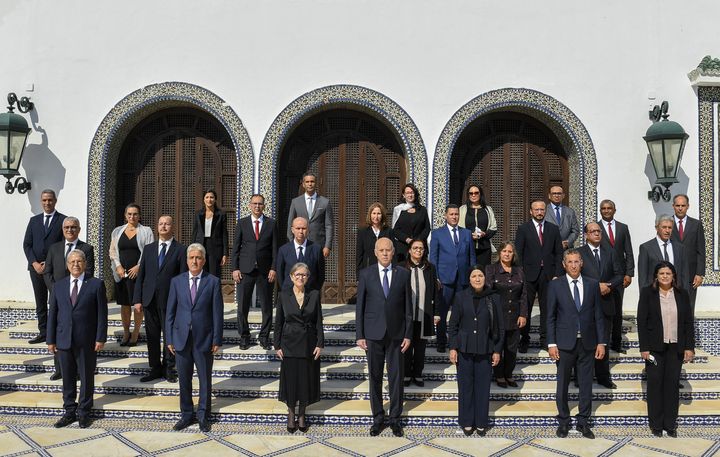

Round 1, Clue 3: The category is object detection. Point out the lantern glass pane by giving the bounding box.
[647,140,665,179]
[8,131,27,171]
[0,131,7,169]
[663,138,683,179]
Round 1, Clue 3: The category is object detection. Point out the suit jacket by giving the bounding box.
[355,264,413,341]
[273,288,324,358]
[356,226,391,274]
[276,240,323,291]
[191,208,229,258]
[544,204,580,247]
[231,215,278,274]
[578,244,623,316]
[448,288,504,355]
[47,276,108,350]
[637,238,689,289]
[598,219,635,277]
[165,271,224,352]
[23,211,66,269]
[287,194,334,250]
[515,220,564,282]
[637,285,694,354]
[672,215,706,279]
[407,262,441,337]
[429,225,476,286]
[43,240,95,288]
[546,275,605,350]
[132,239,188,309]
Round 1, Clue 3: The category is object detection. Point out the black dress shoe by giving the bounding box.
[574,379,580,388]
[404,377,412,387]
[518,340,529,354]
[54,414,77,428]
[164,372,178,383]
[476,427,487,436]
[414,378,425,387]
[436,344,446,353]
[369,423,383,436]
[496,380,508,388]
[678,381,685,389]
[49,372,62,381]
[198,419,211,432]
[598,380,617,389]
[577,424,595,439]
[506,380,519,388]
[613,346,627,354]
[651,429,663,437]
[297,415,309,433]
[390,423,403,437]
[28,335,46,344]
[173,417,193,431]
[556,424,569,438]
[78,416,92,428]
[462,427,474,436]
[140,371,164,383]
[239,341,250,350]
[665,429,677,438]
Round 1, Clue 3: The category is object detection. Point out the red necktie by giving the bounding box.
[678,219,684,241]
[607,222,615,247]
[254,220,260,240]
[538,222,543,245]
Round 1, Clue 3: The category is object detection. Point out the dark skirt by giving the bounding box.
[278,356,321,407]
[115,277,136,306]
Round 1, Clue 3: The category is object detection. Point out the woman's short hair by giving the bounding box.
[125,202,141,214]
[652,260,678,289]
[290,262,310,277]
[400,183,422,206]
[365,202,388,228]
[495,241,517,266]
[404,239,431,269]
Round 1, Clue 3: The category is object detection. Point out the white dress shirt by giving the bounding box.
[293,239,308,259]
[377,262,393,286]
[655,236,675,264]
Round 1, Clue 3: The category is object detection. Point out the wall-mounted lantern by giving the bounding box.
[644,101,688,202]
[0,93,34,194]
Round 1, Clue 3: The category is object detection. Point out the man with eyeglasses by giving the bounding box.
[544,186,580,250]
[43,216,95,380]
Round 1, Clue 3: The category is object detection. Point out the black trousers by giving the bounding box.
[143,302,175,373]
[594,315,613,383]
[494,329,520,380]
[556,338,594,427]
[175,330,214,421]
[646,343,683,431]
[367,334,404,425]
[29,269,49,337]
[403,321,427,379]
[457,352,492,428]
[237,270,273,343]
[522,269,549,343]
[475,247,491,272]
[611,288,625,349]
[57,344,96,417]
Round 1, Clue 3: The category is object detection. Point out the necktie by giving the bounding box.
[413,266,420,320]
[382,268,390,298]
[452,227,459,245]
[593,248,600,268]
[44,214,51,231]
[254,220,260,240]
[158,242,167,268]
[190,276,198,303]
[307,197,314,217]
[607,222,615,247]
[572,279,581,311]
[298,246,304,262]
[538,222,544,245]
[65,243,73,261]
[678,219,684,241]
[555,205,561,225]
[663,242,669,262]
[70,279,79,306]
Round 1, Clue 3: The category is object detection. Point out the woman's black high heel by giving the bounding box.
[298,404,309,432]
[287,408,297,433]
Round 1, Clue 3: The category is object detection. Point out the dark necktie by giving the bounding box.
[254,220,260,240]
[307,197,314,217]
[298,246,304,262]
[452,227,459,245]
[555,206,561,225]
[158,242,167,268]
[65,243,73,261]
[70,279,79,306]
[44,214,51,232]
[607,222,615,247]
[593,248,600,269]
[663,242,669,262]
[538,222,544,246]
[678,219,684,241]
[190,276,199,304]
[572,279,581,311]
[382,268,390,298]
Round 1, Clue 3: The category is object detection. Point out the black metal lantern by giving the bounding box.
[644,101,688,202]
[0,93,34,194]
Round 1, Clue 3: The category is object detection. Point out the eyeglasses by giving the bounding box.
[550,192,563,196]
[293,273,309,278]
[410,246,424,251]
[468,191,480,195]
[63,226,79,230]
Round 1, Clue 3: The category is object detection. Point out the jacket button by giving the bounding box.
[474,318,477,321]
[473,330,477,334]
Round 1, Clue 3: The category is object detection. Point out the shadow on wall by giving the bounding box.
[644,154,689,217]
[22,108,66,213]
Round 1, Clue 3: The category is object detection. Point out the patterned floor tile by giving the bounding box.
[45,435,138,457]
[430,436,517,455]
[157,438,245,456]
[22,426,105,447]
[531,437,619,456]
[276,442,352,456]
[611,444,679,457]
[0,430,32,454]
[222,434,310,455]
[501,444,565,456]
[120,430,208,453]
[326,436,413,456]
[628,437,717,456]
[389,444,462,456]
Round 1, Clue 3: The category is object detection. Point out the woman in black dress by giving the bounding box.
[637,261,694,437]
[274,262,324,433]
[356,202,391,274]
[485,242,527,388]
[191,189,228,277]
[459,185,497,270]
[391,183,430,263]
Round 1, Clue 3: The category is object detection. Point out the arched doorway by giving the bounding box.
[279,109,407,302]
[449,112,569,245]
[115,107,238,299]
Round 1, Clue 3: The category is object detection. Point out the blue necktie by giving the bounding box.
[572,279,581,311]
[158,242,167,268]
[382,268,390,298]
[191,277,199,304]
[452,227,459,245]
[555,205,561,225]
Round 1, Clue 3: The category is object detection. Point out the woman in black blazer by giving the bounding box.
[191,189,228,277]
[391,183,431,263]
[637,260,694,437]
[356,202,391,274]
[448,265,504,436]
[274,262,324,434]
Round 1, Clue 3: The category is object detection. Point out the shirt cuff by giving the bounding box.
[548,343,557,348]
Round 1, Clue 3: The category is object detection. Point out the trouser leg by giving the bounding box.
[30,270,49,337]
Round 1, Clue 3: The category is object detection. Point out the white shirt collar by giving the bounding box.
[565,274,582,286]
[306,193,317,200]
[251,214,264,223]
[293,239,308,250]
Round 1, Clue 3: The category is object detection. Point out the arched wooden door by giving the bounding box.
[279,109,406,303]
[116,108,237,299]
[449,112,569,247]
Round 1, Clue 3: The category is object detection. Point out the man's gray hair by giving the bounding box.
[187,243,206,258]
[67,249,86,262]
[655,214,673,227]
[63,216,80,227]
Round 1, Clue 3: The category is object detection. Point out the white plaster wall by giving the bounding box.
[0,0,717,309]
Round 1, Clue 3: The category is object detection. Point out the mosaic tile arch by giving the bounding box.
[432,87,598,229]
[86,82,255,285]
[258,84,428,217]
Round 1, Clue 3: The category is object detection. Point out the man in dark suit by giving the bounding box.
[515,200,564,352]
[276,217,323,292]
[356,237,413,437]
[599,199,634,353]
[544,185,581,250]
[287,172,334,260]
[133,215,187,383]
[547,249,605,439]
[43,216,95,380]
[638,214,689,290]
[23,189,66,344]
[231,194,278,350]
[429,204,476,352]
[671,194,705,310]
[166,243,224,433]
[47,250,108,429]
[578,222,623,389]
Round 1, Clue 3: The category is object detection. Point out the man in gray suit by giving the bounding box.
[287,172,334,259]
[671,194,705,310]
[544,185,580,250]
[638,214,689,290]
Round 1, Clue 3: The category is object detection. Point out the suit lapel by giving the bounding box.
[193,272,209,308]
[159,241,175,272]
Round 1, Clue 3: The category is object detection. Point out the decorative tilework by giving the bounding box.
[258,85,427,218]
[86,82,255,288]
[432,88,597,227]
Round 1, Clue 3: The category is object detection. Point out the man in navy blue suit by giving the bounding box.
[23,189,66,344]
[47,250,108,429]
[356,237,413,437]
[166,243,223,433]
[276,217,323,292]
[429,204,476,352]
[133,215,187,383]
[547,249,606,439]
